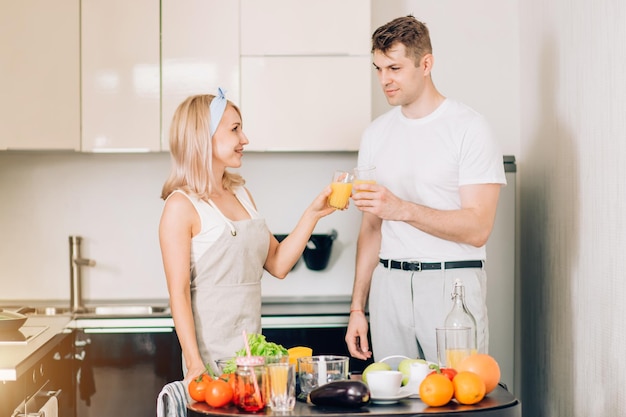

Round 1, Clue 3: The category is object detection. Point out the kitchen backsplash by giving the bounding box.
[0,151,360,303]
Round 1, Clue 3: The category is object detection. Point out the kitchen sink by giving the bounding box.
[33,306,72,316]
[26,305,170,317]
[89,305,169,315]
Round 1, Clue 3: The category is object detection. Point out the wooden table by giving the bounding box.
[188,385,521,417]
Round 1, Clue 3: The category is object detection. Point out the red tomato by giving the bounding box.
[429,368,458,381]
[220,373,237,394]
[188,373,212,402]
[205,379,234,408]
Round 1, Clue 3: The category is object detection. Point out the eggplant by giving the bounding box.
[308,380,370,408]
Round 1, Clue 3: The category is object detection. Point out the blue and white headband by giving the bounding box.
[209,87,227,137]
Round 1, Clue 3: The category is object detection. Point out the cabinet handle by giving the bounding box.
[41,389,61,398]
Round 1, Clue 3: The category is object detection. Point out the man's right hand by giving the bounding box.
[345,312,373,360]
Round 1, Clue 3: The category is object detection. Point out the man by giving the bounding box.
[345,16,506,363]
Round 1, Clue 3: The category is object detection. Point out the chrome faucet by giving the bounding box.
[69,236,96,313]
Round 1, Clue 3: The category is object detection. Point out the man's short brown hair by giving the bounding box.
[372,15,432,66]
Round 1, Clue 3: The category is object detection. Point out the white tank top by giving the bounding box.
[168,187,260,266]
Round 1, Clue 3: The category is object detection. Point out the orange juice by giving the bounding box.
[267,363,296,411]
[268,365,288,396]
[446,348,471,369]
[353,179,376,190]
[329,182,352,209]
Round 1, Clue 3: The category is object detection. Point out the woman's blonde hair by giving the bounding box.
[160,94,245,201]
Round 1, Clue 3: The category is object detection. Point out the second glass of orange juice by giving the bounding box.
[329,170,353,209]
[353,165,376,188]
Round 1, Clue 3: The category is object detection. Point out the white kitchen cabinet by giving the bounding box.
[241,56,371,151]
[240,0,370,56]
[161,0,240,151]
[0,0,80,151]
[81,0,160,152]
[240,0,371,151]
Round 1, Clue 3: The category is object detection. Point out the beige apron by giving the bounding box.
[191,205,269,375]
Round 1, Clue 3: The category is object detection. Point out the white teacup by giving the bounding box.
[404,361,434,394]
[366,370,403,397]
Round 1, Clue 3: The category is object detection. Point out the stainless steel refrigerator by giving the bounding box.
[485,155,518,395]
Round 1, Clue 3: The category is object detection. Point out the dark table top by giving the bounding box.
[188,385,521,417]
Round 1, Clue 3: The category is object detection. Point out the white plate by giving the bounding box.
[370,387,415,404]
[402,383,421,399]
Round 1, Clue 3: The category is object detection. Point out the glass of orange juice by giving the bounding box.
[436,327,472,370]
[267,362,296,412]
[354,165,376,184]
[353,165,376,189]
[328,170,353,209]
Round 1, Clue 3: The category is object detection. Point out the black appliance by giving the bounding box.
[74,326,182,417]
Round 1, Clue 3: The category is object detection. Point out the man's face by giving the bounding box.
[372,43,427,108]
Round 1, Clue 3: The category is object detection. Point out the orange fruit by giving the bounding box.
[452,371,486,405]
[287,346,313,371]
[419,373,454,407]
[456,353,501,394]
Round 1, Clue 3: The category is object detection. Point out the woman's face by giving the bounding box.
[212,105,249,169]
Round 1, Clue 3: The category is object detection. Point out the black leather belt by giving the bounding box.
[379,259,484,271]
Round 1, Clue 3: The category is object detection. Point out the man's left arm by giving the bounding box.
[401,183,502,247]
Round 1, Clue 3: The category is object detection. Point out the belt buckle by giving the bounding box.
[401,261,421,271]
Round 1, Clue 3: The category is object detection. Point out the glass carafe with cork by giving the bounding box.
[444,278,478,354]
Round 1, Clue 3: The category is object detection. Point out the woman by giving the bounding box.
[159,89,335,381]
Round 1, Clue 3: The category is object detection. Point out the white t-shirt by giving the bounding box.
[358,99,507,261]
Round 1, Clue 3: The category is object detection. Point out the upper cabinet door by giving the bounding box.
[242,56,371,151]
[161,0,240,152]
[240,0,371,151]
[81,0,160,152]
[0,0,80,151]
[241,0,370,56]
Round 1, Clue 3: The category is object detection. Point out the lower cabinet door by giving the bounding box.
[74,329,182,417]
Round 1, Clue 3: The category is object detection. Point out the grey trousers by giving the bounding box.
[368,263,489,363]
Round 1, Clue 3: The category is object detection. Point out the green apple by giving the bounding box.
[397,358,427,385]
[362,361,392,383]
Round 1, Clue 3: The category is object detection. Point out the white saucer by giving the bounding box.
[370,387,415,404]
[402,383,421,399]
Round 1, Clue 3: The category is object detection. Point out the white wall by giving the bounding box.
[0,152,171,302]
[519,0,626,415]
